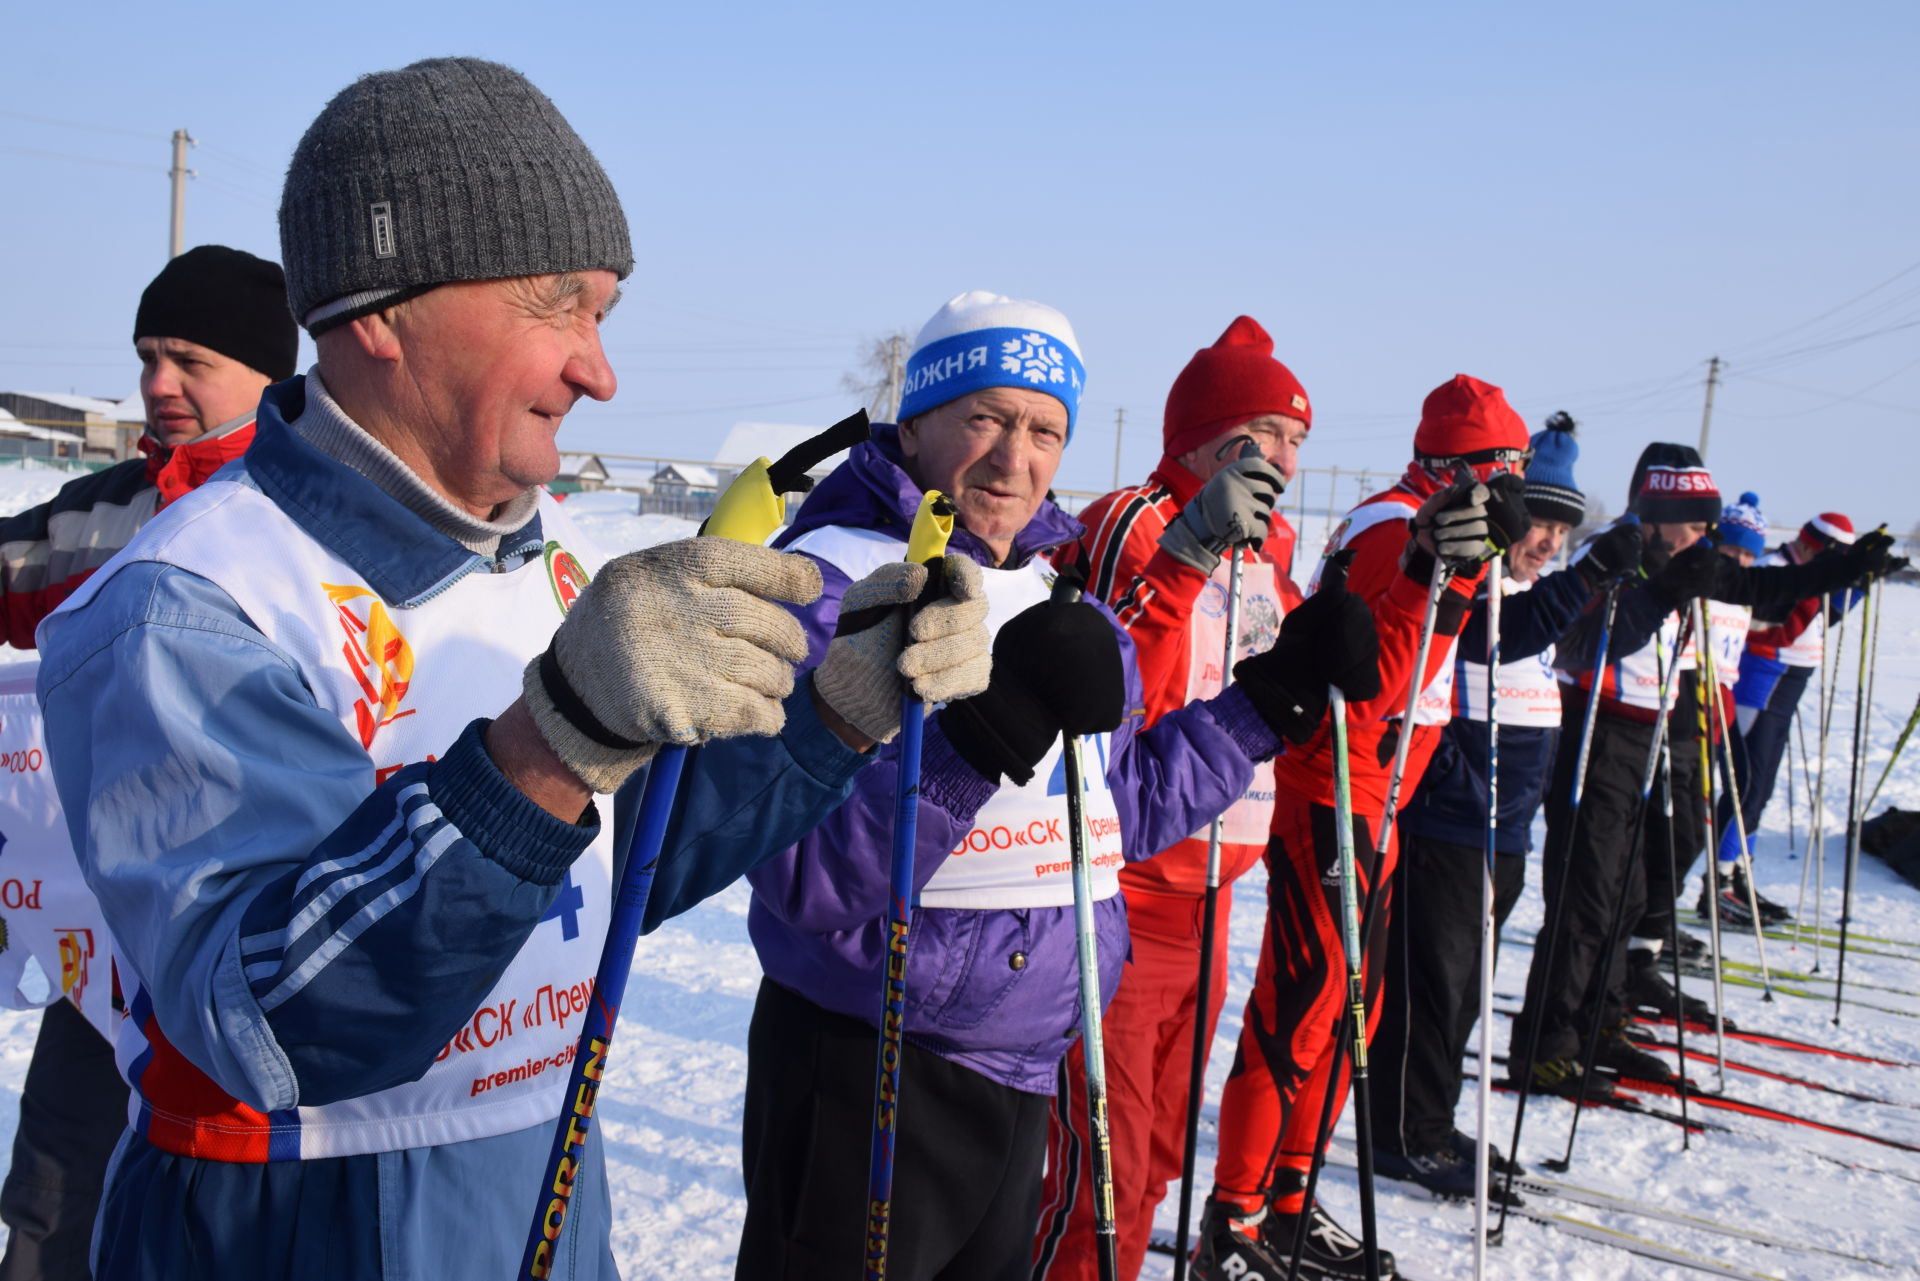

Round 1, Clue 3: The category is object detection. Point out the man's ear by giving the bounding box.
[897,413,920,459]
[340,308,405,364]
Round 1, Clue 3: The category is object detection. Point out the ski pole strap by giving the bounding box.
[700,409,872,542]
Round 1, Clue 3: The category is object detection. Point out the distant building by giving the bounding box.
[0,405,88,462]
[650,462,721,495]
[0,392,143,463]
[551,453,609,494]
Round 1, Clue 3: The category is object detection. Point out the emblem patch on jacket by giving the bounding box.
[545,542,590,614]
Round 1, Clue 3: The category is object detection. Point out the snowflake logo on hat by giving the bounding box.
[1001,333,1067,386]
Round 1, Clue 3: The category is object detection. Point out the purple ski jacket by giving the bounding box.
[747,428,1280,1094]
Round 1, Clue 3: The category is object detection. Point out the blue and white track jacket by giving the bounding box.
[35,377,869,1280]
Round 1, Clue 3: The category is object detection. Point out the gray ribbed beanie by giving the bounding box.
[280,57,632,333]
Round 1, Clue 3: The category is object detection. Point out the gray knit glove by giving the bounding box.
[523,538,822,792]
[812,555,991,743]
[1158,456,1284,574]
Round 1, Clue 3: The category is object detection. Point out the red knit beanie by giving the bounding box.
[1162,316,1311,458]
[1412,374,1530,458]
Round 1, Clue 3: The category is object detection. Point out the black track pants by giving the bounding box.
[1372,835,1524,1155]
[736,978,1049,1281]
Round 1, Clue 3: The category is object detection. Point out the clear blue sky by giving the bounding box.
[4,2,1916,530]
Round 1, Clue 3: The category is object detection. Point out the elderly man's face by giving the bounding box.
[389,271,619,512]
[899,388,1067,564]
[1508,517,1571,582]
[137,337,271,447]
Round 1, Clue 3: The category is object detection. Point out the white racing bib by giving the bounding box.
[0,662,115,1038]
[1182,553,1282,846]
[76,482,614,1159]
[1703,599,1752,688]
[787,523,1124,909]
[1453,578,1563,727]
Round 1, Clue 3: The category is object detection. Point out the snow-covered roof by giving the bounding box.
[0,408,84,443]
[556,453,608,479]
[8,391,128,418]
[652,463,720,490]
[713,421,855,476]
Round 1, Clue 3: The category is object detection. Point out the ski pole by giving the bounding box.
[1053,573,1121,1281]
[1867,693,1920,813]
[520,412,872,1279]
[1836,568,1884,1025]
[1690,603,1732,1085]
[1473,561,1503,1281]
[1172,438,1265,1279]
[1800,595,1846,961]
[1785,704,1798,858]
[1793,705,1814,940]
[1496,582,1619,1226]
[1282,548,1389,1281]
[864,490,958,1281]
[1695,600,1774,1002]
[1545,609,1693,1174]
[1654,699,1695,1148]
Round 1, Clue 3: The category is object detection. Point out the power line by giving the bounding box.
[0,108,161,142]
[1721,257,1920,362]
[0,144,157,174]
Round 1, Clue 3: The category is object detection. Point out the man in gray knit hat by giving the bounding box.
[34,57,990,1279]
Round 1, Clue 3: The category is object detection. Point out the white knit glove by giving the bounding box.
[523,538,822,792]
[812,555,991,743]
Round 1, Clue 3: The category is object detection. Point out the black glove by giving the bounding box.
[1842,529,1897,585]
[1233,575,1382,744]
[1648,541,1721,608]
[1575,520,1645,589]
[1483,472,1531,552]
[939,599,1126,785]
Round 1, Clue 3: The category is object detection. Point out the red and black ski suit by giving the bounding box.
[1032,461,1300,1280]
[1210,467,1484,1215]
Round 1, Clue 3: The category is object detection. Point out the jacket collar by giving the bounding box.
[244,377,546,606]
[775,423,1083,568]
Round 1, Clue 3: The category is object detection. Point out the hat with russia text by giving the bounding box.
[897,291,1086,437]
[1628,441,1722,525]
[1718,491,1768,555]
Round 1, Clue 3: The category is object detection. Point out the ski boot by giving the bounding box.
[1729,859,1792,924]
[1626,949,1715,1024]
[1696,873,1756,927]
[1374,1142,1524,1205]
[1448,1127,1524,1178]
[1593,1022,1676,1083]
[1514,1054,1618,1101]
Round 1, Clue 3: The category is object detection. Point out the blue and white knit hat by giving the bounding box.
[897,290,1086,437]
[1524,412,1585,527]
[1718,491,1768,555]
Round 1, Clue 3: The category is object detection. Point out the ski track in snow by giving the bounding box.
[1,477,1916,1277]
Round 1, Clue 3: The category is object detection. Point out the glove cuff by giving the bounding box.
[938,687,1054,787]
[1159,515,1223,577]
[812,644,903,744]
[521,651,660,794]
[1232,652,1323,745]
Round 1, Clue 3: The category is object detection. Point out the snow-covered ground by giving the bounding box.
[1,468,1915,1278]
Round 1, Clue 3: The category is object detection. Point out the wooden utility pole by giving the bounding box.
[168,129,196,259]
[1697,355,1723,460]
[880,333,905,423]
[1112,407,1125,490]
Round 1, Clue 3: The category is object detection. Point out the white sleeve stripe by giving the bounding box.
[257,819,463,1013]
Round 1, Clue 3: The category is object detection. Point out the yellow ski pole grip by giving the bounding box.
[698,409,874,546]
[907,490,956,565]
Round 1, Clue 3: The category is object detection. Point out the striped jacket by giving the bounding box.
[0,414,254,649]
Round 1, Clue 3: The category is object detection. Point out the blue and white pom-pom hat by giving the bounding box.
[1718,491,1769,556]
[897,290,1087,438]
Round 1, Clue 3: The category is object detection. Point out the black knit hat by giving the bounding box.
[133,245,298,380]
[1627,442,1722,525]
